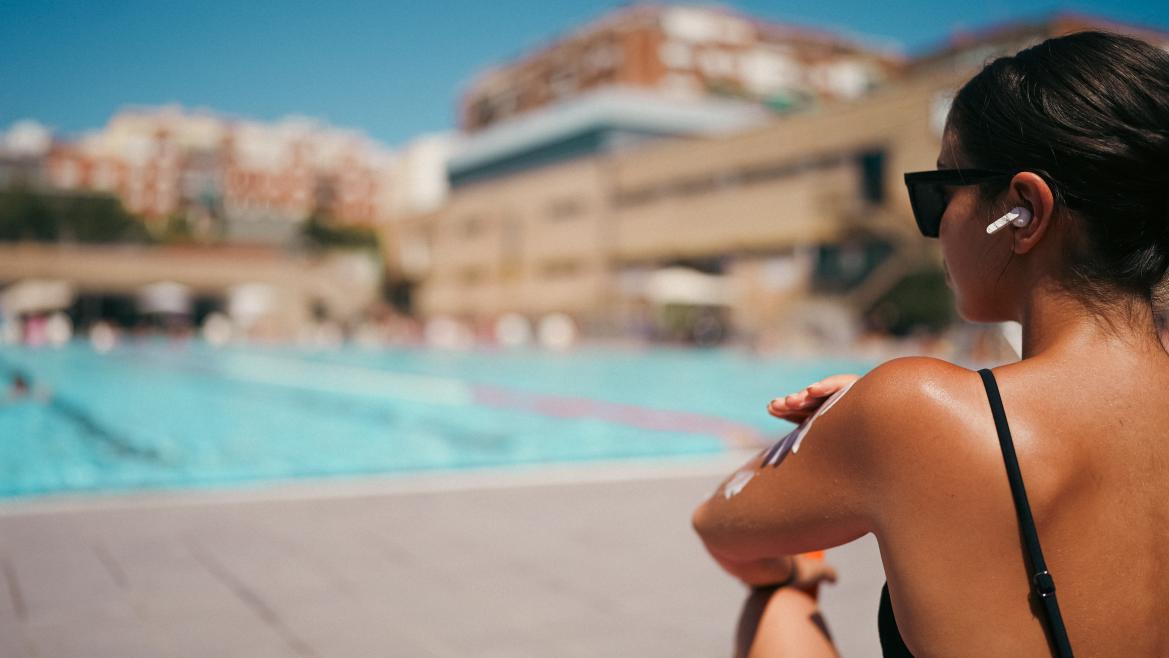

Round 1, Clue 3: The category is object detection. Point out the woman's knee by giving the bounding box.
[735,586,837,658]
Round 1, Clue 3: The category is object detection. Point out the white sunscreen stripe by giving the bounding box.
[722,469,755,499]
[791,378,856,453]
[763,378,858,467]
[217,354,474,406]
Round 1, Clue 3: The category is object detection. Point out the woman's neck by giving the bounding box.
[1017,288,1168,363]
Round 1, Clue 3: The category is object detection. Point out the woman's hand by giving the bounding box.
[704,550,837,590]
[790,553,837,592]
[766,374,861,424]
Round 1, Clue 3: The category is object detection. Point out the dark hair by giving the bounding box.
[947,31,1169,314]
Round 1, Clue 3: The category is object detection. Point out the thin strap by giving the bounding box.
[977,368,1074,658]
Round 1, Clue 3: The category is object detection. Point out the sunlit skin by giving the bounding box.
[693,126,1169,656]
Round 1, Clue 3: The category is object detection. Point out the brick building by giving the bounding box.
[28,107,448,244]
[459,4,903,132]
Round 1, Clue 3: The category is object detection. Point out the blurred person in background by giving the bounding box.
[4,370,51,404]
[8,373,29,399]
[694,31,1169,657]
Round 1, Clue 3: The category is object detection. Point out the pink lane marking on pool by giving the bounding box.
[471,384,763,446]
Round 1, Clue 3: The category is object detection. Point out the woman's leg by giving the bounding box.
[735,585,838,658]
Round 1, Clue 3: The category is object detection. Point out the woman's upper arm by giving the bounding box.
[692,356,952,560]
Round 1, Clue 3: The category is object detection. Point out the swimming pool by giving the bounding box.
[0,341,879,498]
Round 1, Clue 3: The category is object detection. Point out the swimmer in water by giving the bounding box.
[9,373,29,399]
[4,372,51,404]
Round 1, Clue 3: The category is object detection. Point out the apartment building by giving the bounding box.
[460,4,903,132]
[31,107,448,244]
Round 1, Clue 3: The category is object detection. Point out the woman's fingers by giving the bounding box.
[806,374,861,397]
[766,405,813,422]
[772,388,821,411]
[766,389,829,419]
[768,374,863,420]
[766,398,814,421]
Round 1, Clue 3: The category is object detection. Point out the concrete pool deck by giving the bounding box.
[0,455,886,658]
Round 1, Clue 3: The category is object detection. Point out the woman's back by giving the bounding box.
[879,352,1169,656]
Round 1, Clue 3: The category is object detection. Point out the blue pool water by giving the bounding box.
[0,342,880,498]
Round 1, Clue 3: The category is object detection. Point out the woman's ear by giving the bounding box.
[1007,172,1056,255]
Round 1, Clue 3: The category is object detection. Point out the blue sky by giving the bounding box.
[2,0,1167,148]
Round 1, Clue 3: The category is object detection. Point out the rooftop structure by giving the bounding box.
[448,85,770,187]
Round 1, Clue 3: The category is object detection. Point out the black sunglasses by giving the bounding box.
[903,169,1016,238]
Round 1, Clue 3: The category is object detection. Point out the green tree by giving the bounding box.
[0,187,152,244]
[0,187,58,241]
[865,264,956,336]
[160,213,195,244]
[300,213,379,250]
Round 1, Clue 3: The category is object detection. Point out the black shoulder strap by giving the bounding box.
[977,368,1074,658]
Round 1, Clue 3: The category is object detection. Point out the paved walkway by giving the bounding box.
[0,459,885,657]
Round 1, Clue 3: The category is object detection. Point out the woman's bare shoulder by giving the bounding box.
[774,356,978,472]
[847,355,979,416]
[861,355,973,385]
[841,356,992,467]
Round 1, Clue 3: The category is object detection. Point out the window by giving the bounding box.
[858,150,886,204]
[612,153,849,209]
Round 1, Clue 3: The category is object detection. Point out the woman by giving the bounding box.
[693,31,1169,657]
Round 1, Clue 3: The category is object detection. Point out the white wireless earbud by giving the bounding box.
[986,207,1032,235]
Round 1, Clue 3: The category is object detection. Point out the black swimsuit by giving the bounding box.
[877,368,1074,657]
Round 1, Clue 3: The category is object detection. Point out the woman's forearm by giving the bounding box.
[693,489,792,585]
